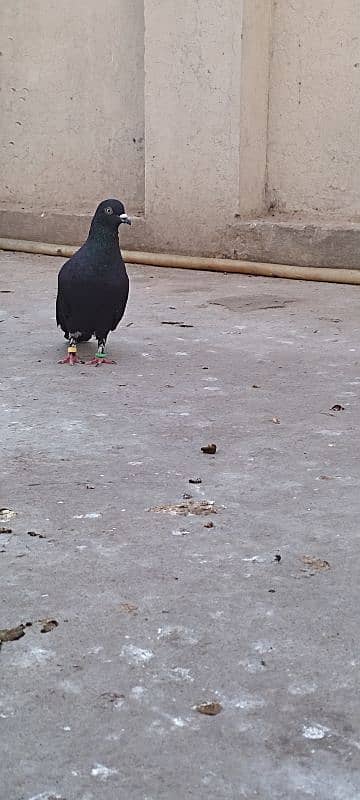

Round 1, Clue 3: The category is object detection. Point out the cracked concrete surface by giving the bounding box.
[1,252,360,800]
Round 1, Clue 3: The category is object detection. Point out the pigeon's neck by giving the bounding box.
[87,221,120,253]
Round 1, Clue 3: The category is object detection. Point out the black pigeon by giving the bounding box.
[56,198,131,366]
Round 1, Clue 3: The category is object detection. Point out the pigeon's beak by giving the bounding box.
[119,213,131,225]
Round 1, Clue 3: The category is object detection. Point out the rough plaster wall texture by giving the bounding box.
[144,0,244,253]
[237,0,273,217]
[268,0,360,217]
[0,0,145,216]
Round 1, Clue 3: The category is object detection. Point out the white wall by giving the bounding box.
[268,0,360,216]
[0,0,144,215]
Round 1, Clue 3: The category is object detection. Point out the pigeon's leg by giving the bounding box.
[58,336,84,365]
[86,337,116,366]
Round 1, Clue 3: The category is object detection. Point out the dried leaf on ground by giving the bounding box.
[301,556,330,571]
[40,619,59,633]
[149,500,217,516]
[0,624,25,642]
[120,603,138,614]
[195,702,222,716]
[319,475,333,481]
[201,443,217,454]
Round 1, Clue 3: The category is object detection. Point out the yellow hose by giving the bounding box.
[1,237,360,285]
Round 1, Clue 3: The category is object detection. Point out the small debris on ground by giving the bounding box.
[252,384,260,389]
[0,624,25,643]
[98,691,125,707]
[195,701,223,716]
[0,527,12,534]
[301,555,330,571]
[319,475,334,481]
[27,531,46,539]
[274,554,282,562]
[272,417,281,424]
[331,403,344,411]
[201,443,217,454]
[268,588,276,593]
[119,603,138,614]
[0,508,16,522]
[40,619,59,633]
[204,521,214,529]
[149,500,217,516]
[161,321,194,328]
[189,477,202,484]
[183,493,192,500]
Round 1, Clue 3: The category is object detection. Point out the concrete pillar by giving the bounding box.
[144,0,272,256]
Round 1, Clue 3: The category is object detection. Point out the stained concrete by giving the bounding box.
[1,252,360,800]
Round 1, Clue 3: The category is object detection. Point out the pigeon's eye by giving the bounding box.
[104,206,113,215]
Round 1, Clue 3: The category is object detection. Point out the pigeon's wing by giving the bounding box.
[56,265,72,335]
[56,246,90,335]
[111,278,129,331]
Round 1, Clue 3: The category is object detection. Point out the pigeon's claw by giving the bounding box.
[85,355,116,367]
[58,345,84,365]
[58,353,84,365]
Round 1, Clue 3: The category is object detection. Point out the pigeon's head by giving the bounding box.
[93,199,132,229]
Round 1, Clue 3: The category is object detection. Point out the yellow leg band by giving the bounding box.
[68,345,77,353]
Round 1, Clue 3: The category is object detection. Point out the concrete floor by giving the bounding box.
[1,252,360,800]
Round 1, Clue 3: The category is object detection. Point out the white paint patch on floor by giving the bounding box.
[131,685,146,700]
[120,644,154,664]
[317,430,343,437]
[253,640,274,655]
[27,793,64,800]
[157,625,198,645]
[288,682,317,696]
[163,666,194,683]
[234,696,266,710]
[13,648,54,668]
[73,512,101,519]
[91,763,118,780]
[302,724,330,740]
[240,659,266,674]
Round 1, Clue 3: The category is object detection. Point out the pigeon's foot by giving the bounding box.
[58,353,84,365]
[59,345,84,365]
[86,355,116,367]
